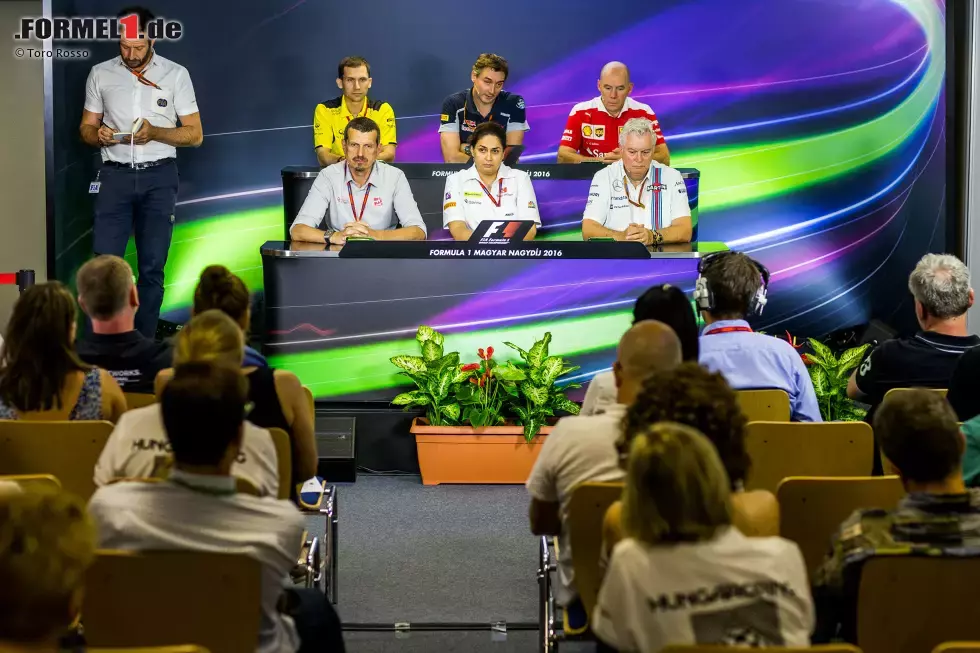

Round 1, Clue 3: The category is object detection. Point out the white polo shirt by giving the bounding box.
[93,404,279,498]
[83,53,199,164]
[88,471,304,653]
[594,528,814,651]
[525,404,627,606]
[442,163,541,231]
[583,160,691,232]
[291,161,427,236]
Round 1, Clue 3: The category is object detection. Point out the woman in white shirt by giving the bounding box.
[442,122,540,241]
[593,422,813,653]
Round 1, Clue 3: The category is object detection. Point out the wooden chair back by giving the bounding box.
[736,389,792,422]
[933,644,980,653]
[123,392,157,410]
[89,647,210,653]
[858,557,980,653]
[777,476,905,577]
[0,473,61,492]
[0,420,114,501]
[302,386,315,416]
[83,550,261,653]
[661,646,862,652]
[566,481,624,619]
[744,421,874,493]
[268,427,292,499]
[883,387,948,401]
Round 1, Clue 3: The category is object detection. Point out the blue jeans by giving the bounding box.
[92,160,178,338]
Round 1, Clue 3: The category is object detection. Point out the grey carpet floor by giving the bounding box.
[304,474,540,626]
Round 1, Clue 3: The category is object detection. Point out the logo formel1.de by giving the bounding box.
[15,14,182,41]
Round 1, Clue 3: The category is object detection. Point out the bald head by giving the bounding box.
[597,62,633,116]
[616,321,682,382]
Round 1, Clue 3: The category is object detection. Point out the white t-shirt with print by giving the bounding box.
[93,404,279,498]
[526,404,627,606]
[583,159,691,233]
[593,528,814,652]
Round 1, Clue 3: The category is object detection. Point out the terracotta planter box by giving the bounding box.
[410,417,552,486]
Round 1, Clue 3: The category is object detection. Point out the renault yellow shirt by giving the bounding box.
[313,96,396,158]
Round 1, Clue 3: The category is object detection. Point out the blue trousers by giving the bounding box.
[92,160,178,338]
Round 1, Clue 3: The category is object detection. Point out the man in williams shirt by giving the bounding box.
[78,6,203,338]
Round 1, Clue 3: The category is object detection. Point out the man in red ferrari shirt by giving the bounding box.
[558,62,670,165]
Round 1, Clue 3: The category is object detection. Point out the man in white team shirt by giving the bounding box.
[582,117,692,245]
[526,321,682,629]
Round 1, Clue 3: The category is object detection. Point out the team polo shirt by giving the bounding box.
[561,96,666,158]
[313,95,396,158]
[583,160,691,232]
[76,331,172,394]
[438,88,529,140]
[290,160,427,236]
[442,163,541,230]
[83,54,199,164]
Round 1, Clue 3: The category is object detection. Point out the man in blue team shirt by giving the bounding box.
[695,251,821,422]
[438,53,529,163]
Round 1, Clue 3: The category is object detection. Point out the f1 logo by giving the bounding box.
[486,221,521,238]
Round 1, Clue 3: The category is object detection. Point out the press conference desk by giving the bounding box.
[260,239,726,403]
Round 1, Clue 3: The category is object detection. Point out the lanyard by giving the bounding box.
[346,175,372,222]
[704,325,753,336]
[624,176,646,209]
[477,178,503,207]
[126,65,162,90]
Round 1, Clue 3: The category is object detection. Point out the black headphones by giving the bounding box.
[692,251,771,316]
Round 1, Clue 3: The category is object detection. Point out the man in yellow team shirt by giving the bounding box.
[313,56,397,166]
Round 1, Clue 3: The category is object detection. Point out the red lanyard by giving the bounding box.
[704,326,753,335]
[478,178,503,207]
[126,65,162,90]
[624,176,646,209]
[346,178,372,222]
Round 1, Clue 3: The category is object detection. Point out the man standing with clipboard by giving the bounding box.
[79,6,203,338]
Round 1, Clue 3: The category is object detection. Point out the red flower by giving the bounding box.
[785,331,804,349]
[478,348,486,360]
[460,363,481,372]
[486,346,494,358]
[801,354,812,365]
[478,346,494,361]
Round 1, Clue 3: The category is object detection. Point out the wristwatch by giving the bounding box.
[323,229,336,244]
[463,144,472,158]
[649,229,664,245]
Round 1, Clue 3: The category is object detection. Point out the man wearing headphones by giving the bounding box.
[694,252,821,422]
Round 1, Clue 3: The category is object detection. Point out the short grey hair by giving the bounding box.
[619,117,657,149]
[908,254,972,319]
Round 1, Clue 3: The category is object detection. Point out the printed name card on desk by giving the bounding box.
[338,241,654,259]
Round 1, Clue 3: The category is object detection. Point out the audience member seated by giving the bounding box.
[526,321,682,629]
[945,338,980,424]
[604,363,780,559]
[75,255,172,394]
[94,310,279,496]
[88,362,345,653]
[0,282,125,422]
[0,488,96,652]
[850,254,978,425]
[194,264,268,367]
[812,388,980,643]
[696,252,821,422]
[156,309,317,489]
[593,422,813,652]
[581,283,699,416]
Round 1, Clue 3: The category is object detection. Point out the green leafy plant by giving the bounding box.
[800,336,870,422]
[502,333,582,441]
[390,327,581,442]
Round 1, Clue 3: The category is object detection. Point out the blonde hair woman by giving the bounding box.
[593,422,813,652]
[0,489,96,649]
[156,309,317,490]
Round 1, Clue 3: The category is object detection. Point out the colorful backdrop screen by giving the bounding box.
[50,0,949,396]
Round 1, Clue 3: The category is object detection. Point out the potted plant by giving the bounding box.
[785,332,869,421]
[391,326,580,485]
